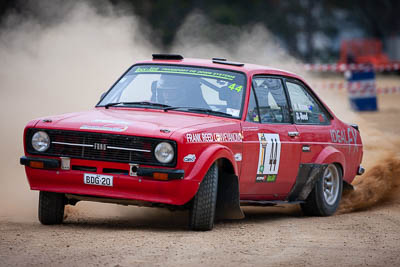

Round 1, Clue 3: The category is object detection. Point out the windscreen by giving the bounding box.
[98,64,247,118]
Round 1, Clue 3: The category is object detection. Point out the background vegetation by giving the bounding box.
[1,0,399,62]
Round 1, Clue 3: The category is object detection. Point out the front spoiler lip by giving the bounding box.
[20,156,184,180]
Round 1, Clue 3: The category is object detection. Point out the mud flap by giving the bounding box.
[215,173,245,220]
[343,181,354,194]
[287,164,328,202]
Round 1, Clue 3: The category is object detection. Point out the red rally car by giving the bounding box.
[20,54,364,230]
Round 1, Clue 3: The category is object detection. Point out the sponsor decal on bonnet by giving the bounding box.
[80,119,130,132]
[80,125,128,132]
[93,119,130,125]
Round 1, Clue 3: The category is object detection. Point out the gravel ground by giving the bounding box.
[1,202,400,267]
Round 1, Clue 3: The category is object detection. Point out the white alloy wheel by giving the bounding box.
[322,164,340,206]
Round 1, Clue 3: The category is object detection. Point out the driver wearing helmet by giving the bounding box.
[156,75,187,106]
[155,75,209,108]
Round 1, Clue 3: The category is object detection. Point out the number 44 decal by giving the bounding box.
[255,133,281,183]
[228,83,243,92]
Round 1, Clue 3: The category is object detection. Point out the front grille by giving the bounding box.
[26,129,176,167]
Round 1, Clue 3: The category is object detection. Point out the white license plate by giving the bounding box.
[84,173,113,187]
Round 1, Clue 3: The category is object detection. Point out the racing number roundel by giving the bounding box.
[256,133,281,183]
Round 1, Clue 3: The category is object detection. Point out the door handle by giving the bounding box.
[288,131,299,137]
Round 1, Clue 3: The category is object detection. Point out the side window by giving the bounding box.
[246,88,259,122]
[286,81,330,125]
[252,77,291,124]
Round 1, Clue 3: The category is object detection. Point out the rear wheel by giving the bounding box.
[189,163,218,231]
[38,191,65,225]
[301,164,343,216]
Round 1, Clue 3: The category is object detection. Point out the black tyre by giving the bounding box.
[301,164,343,216]
[38,191,65,225]
[189,163,218,231]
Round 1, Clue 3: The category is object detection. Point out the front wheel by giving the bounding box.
[301,164,343,216]
[189,163,218,231]
[38,191,65,225]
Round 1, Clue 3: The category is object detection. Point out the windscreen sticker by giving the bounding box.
[293,103,311,112]
[186,132,242,143]
[134,66,236,81]
[228,83,243,92]
[226,108,240,117]
[256,133,281,183]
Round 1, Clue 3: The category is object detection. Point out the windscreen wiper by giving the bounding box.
[104,101,171,109]
[188,108,233,117]
[164,106,233,117]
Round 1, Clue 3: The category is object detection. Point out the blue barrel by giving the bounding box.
[346,68,378,111]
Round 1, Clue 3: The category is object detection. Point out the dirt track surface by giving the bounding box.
[1,93,400,266]
[0,204,399,267]
[1,203,400,266]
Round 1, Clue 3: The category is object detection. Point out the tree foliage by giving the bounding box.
[1,0,399,62]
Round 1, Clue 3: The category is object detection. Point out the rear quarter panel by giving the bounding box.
[307,118,362,183]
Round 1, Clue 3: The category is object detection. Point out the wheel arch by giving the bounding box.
[288,147,346,203]
[315,147,351,192]
[188,145,244,220]
[188,144,239,182]
[314,146,346,177]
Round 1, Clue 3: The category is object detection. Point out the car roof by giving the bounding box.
[135,57,303,80]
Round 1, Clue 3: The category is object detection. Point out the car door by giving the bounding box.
[240,76,302,200]
[284,79,332,164]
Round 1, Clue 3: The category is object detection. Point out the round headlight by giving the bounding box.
[32,131,50,152]
[154,142,174,164]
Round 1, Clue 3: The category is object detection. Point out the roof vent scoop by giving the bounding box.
[212,58,227,61]
[212,58,244,67]
[152,54,184,60]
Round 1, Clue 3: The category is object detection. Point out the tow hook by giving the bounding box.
[357,165,365,175]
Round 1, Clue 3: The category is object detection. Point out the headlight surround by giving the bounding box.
[154,142,174,164]
[31,131,50,152]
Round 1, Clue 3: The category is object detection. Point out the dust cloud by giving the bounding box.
[172,11,304,74]
[0,1,398,221]
[337,109,400,213]
[0,0,154,219]
[339,155,400,213]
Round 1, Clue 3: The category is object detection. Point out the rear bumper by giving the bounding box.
[21,156,198,206]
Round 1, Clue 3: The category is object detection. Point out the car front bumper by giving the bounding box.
[21,156,198,206]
